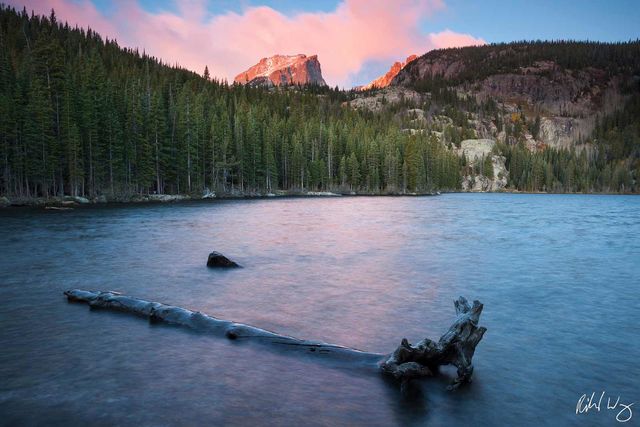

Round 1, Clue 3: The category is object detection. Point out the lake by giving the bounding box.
[1,194,638,426]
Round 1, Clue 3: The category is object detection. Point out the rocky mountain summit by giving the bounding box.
[356,54,417,91]
[234,54,326,87]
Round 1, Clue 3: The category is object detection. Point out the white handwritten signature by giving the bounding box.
[576,391,634,423]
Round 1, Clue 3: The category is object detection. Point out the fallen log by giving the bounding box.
[64,289,378,364]
[64,289,485,391]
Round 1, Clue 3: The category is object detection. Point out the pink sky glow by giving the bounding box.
[10,0,485,87]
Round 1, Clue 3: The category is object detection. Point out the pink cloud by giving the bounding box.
[427,29,485,49]
[8,0,485,87]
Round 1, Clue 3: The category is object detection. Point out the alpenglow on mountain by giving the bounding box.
[356,54,418,90]
[234,54,327,87]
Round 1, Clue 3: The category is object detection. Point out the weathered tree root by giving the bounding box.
[64,290,485,391]
[380,297,487,391]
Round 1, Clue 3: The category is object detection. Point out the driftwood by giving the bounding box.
[64,290,485,391]
[64,289,377,364]
[380,298,486,391]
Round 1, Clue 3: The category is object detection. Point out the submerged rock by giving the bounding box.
[207,252,240,268]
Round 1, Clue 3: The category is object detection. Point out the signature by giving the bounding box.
[576,391,634,423]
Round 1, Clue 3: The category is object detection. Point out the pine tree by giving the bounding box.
[482,154,494,179]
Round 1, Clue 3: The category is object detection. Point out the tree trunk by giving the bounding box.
[109,126,114,195]
[64,289,378,364]
[64,290,485,392]
[155,129,160,194]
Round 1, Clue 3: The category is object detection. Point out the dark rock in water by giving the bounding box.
[207,252,240,268]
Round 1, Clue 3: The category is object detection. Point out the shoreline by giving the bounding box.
[0,190,442,209]
[2,189,637,210]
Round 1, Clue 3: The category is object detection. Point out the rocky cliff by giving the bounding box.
[234,54,326,87]
[390,42,639,149]
[457,139,508,191]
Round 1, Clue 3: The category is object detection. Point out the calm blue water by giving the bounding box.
[0,194,638,426]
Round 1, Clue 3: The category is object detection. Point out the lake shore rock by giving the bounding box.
[69,196,90,204]
[45,206,73,211]
[147,194,190,202]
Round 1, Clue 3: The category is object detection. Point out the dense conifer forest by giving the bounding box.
[0,6,459,198]
[0,5,638,199]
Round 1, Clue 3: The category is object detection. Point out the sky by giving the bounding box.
[8,0,640,88]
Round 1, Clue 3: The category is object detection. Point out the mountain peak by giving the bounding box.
[356,54,418,91]
[234,54,326,87]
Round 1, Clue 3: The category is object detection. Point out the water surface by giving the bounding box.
[1,194,638,426]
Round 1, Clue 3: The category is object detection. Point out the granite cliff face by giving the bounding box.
[234,54,326,87]
[456,139,508,191]
[357,55,417,91]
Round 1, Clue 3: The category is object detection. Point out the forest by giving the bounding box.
[0,5,638,199]
[0,6,459,199]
